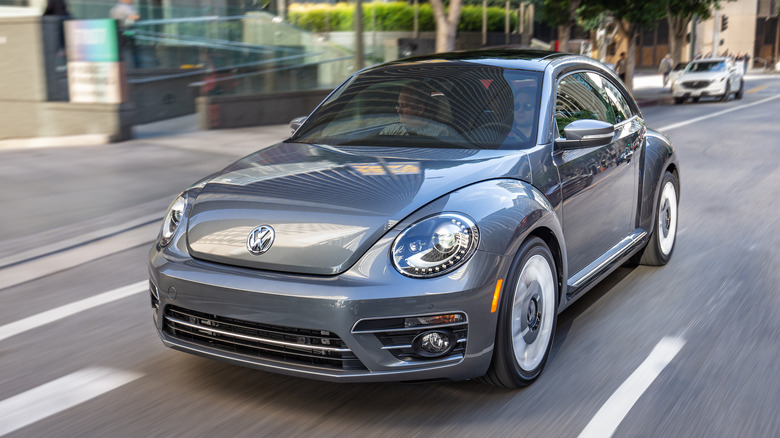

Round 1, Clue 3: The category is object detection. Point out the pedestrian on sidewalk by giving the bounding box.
[659,53,673,87]
[615,52,626,82]
[110,0,141,67]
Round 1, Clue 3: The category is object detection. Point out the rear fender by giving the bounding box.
[639,129,680,233]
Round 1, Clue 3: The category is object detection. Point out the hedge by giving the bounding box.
[288,2,517,33]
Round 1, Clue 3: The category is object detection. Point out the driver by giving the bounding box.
[380,85,450,137]
[507,87,535,142]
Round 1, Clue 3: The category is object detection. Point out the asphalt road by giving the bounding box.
[1,75,779,437]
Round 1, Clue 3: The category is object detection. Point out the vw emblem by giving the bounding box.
[247,225,275,255]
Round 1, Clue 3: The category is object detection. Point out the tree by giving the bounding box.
[580,0,666,90]
[430,0,465,52]
[539,0,581,52]
[666,0,722,64]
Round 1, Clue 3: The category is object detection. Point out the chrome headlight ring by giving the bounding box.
[391,213,479,278]
[159,194,187,247]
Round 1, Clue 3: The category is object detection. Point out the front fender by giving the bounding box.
[402,178,567,302]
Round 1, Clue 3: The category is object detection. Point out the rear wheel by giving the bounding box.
[482,237,558,388]
[674,97,685,104]
[640,172,679,266]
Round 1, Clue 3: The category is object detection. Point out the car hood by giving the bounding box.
[186,142,532,275]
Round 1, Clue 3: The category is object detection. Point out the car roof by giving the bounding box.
[368,49,574,73]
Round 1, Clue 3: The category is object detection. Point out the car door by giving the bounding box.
[553,71,643,281]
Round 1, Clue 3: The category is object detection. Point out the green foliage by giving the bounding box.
[459,5,518,32]
[666,0,725,21]
[288,2,512,33]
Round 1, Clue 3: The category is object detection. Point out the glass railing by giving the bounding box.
[58,1,362,97]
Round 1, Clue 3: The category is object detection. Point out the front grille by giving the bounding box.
[164,306,365,371]
[681,80,711,89]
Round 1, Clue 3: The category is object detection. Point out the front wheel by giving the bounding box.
[640,172,679,266]
[736,79,744,99]
[482,237,558,388]
[720,83,731,102]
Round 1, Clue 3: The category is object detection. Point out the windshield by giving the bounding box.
[688,61,726,73]
[290,65,542,150]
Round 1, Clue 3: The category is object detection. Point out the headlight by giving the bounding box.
[392,213,479,278]
[159,194,186,247]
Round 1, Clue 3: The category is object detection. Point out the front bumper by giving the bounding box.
[672,80,726,98]
[148,246,502,383]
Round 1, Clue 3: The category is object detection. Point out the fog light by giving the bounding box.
[412,330,454,357]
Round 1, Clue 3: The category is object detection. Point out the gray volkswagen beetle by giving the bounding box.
[149,50,680,388]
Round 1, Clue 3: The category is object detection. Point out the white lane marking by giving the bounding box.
[578,336,686,438]
[0,367,142,436]
[658,94,780,132]
[0,281,147,342]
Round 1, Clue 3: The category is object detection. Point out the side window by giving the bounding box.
[555,71,636,138]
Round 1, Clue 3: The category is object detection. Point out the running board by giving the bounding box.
[567,229,647,295]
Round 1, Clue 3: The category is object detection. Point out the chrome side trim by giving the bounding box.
[569,230,647,288]
[166,316,352,353]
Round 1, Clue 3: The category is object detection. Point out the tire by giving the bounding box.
[639,172,679,266]
[674,97,684,104]
[736,79,744,99]
[720,83,730,102]
[692,97,700,103]
[482,237,558,388]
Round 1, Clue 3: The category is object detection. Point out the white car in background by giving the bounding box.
[671,57,744,104]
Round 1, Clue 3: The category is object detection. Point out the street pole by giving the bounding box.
[690,14,697,60]
[505,1,510,45]
[355,0,364,71]
[482,0,487,46]
[712,10,719,56]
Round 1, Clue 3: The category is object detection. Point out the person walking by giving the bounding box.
[659,53,673,87]
[110,0,140,67]
[615,52,626,82]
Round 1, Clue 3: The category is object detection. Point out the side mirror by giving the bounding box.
[290,116,307,134]
[555,119,615,149]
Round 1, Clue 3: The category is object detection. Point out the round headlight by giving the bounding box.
[392,213,479,278]
[160,194,186,247]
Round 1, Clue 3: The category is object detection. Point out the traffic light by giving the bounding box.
[721,15,728,32]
